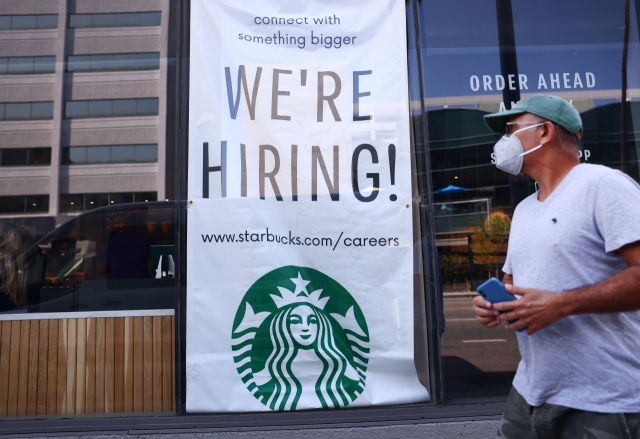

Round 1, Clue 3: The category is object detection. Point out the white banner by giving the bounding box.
[186,0,429,412]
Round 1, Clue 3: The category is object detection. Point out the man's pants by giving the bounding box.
[497,387,640,439]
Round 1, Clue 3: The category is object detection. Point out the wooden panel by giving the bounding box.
[162,316,172,412]
[95,319,105,413]
[46,319,58,414]
[133,317,143,412]
[17,320,30,416]
[57,320,68,414]
[75,319,86,414]
[104,318,115,413]
[36,320,48,415]
[85,318,96,414]
[114,318,125,413]
[152,316,162,412]
[0,321,11,416]
[123,317,134,412]
[66,319,77,415]
[143,316,153,412]
[7,320,21,416]
[0,315,175,417]
[26,319,39,415]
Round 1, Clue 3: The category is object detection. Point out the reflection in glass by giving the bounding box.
[112,99,136,116]
[33,56,55,73]
[1,149,28,166]
[60,194,84,212]
[65,101,88,118]
[67,55,90,72]
[36,15,58,29]
[28,148,52,165]
[139,12,161,26]
[91,14,116,27]
[86,193,109,210]
[90,54,113,71]
[136,98,159,115]
[31,102,54,119]
[5,103,31,120]
[136,144,158,162]
[111,145,135,162]
[67,147,87,164]
[116,13,139,26]
[86,146,110,163]
[68,14,91,28]
[88,100,112,117]
[8,57,33,74]
[11,15,37,29]
[113,53,137,70]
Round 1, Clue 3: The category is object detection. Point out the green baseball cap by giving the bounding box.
[483,94,583,136]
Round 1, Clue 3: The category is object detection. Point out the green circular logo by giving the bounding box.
[232,266,370,411]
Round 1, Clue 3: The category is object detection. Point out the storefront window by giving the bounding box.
[0,0,639,428]
[414,0,640,401]
[0,0,177,419]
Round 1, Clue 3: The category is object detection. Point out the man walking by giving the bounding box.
[473,94,640,438]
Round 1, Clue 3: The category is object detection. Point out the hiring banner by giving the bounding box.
[186,0,430,412]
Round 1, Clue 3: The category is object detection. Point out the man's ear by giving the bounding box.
[539,121,553,144]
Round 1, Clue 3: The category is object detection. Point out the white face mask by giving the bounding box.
[493,123,544,175]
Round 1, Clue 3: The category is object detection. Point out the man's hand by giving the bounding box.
[472,294,501,328]
[493,284,567,335]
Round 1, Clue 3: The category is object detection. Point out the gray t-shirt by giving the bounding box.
[503,163,640,413]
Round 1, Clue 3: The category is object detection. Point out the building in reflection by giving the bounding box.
[0,1,172,225]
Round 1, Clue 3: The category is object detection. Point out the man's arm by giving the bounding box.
[472,273,513,328]
[494,240,640,334]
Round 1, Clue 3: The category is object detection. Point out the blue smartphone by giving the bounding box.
[477,278,527,333]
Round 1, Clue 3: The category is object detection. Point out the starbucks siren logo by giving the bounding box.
[231,266,369,411]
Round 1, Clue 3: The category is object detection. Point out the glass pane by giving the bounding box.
[88,99,112,117]
[67,55,90,72]
[112,99,136,116]
[28,148,52,165]
[109,193,134,205]
[111,145,135,162]
[91,13,115,27]
[5,103,32,120]
[136,53,160,70]
[31,102,53,119]
[1,149,29,166]
[68,14,91,28]
[414,0,519,402]
[135,98,158,115]
[135,144,158,162]
[0,0,178,421]
[90,54,113,71]
[59,194,84,212]
[36,15,58,29]
[11,15,37,30]
[138,12,161,26]
[85,193,108,210]
[0,196,25,213]
[86,146,110,163]
[34,56,56,73]
[67,146,87,164]
[113,53,137,71]
[134,192,157,202]
[25,195,49,212]
[0,16,11,30]
[65,100,88,118]
[8,57,33,74]
[115,13,138,26]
